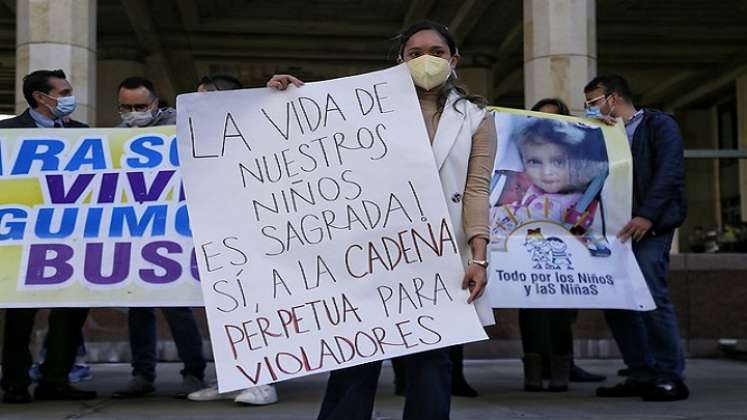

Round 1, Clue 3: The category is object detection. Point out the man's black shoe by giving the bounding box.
[570,365,606,383]
[34,382,97,401]
[2,386,32,404]
[618,367,631,377]
[642,380,689,402]
[596,380,649,397]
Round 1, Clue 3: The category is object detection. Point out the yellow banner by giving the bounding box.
[0,126,203,307]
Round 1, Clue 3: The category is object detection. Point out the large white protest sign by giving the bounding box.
[485,108,655,311]
[176,65,488,391]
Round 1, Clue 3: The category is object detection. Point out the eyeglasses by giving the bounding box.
[584,94,608,109]
[118,102,153,113]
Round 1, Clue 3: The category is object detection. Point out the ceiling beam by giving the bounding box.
[173,0,200,90]
[181,49,387,62]
[598,24,747,41]
[491,23,522,98]
[403,0,435,28]
[448,0,495,44]
[666,63,747,110]
[119,0,178,99]
[1,0,14,14]
[199,18,400,38]
[176,0,201,31]
[153,32,389,55]
[639,70,699,105]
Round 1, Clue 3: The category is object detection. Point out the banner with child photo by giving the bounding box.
[485,108,655,311]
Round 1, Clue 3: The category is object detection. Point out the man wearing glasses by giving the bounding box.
[583,74,688,402]
[112,76,207,398]
[117,77,176,128]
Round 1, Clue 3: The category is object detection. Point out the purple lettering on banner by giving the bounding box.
[140,241,182,284]
[127,170,175,203]
[25,243,74,285]
[190,247,200,281]
[46,174,95,204]
[98,172,119,203]
[84,242,131,285]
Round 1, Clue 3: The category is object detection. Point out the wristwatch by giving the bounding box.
[468,259,488,268]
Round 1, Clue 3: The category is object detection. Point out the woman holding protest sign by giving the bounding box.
[268,19,496,420]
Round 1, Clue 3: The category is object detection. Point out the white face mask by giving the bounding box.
[121,109,155,127]
[406,55,452,91]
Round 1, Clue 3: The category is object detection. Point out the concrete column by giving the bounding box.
[737,75,747,222]
[523,0,596,115]
[96,58,146,127]
[15,0,96,124]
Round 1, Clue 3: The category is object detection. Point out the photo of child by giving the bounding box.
[490,115,610,257]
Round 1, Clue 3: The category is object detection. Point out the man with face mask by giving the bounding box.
[583,74,688,402]
[111,76,207,399]
[117,77,176,128]
[0,69,95,404]
[0,69,86,129]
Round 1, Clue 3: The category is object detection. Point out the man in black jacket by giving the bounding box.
[0,69,96,403]
[583,74,688,402]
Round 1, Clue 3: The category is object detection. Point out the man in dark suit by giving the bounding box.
[0,69,96,403]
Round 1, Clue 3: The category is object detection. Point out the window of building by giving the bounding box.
[680,97,745,253]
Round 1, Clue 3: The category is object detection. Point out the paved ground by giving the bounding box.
[1,359,746,419]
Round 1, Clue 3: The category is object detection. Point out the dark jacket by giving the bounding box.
[0,108,88,129]
[630,109,687,233]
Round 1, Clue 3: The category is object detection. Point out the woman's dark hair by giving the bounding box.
[199,74,242,91]
[395,19,486,114]
[397,20,457,58]
[531,98,571,116]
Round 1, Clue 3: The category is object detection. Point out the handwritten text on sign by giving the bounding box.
[176,65,487,391]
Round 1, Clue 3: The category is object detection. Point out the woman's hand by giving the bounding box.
[266,74,304,90]
[463,237,488,304]
[462,264,487,304]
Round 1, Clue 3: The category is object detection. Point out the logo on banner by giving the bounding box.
[523,228,574,271]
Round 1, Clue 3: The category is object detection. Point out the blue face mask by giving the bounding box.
[585,106,601,119]
[54,95,77,117]
[44,94,77,117]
